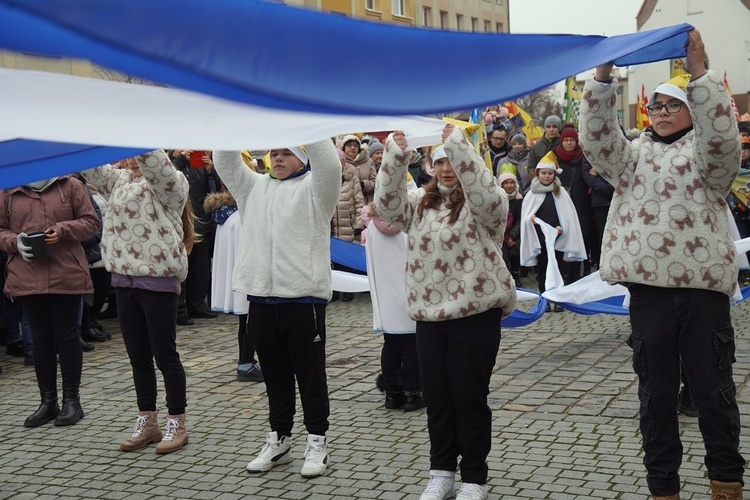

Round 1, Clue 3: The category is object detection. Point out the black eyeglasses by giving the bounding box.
[646,101,683,116]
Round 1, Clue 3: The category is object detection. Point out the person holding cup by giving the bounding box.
[0,175,100,427]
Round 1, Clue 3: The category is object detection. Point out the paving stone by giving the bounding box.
[1,291,749,498]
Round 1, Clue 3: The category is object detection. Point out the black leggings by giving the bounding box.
[117,287,187,415]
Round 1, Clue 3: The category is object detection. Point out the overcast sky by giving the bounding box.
[508,0,644,36]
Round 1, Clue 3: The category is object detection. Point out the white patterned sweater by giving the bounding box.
[82,150,189,281]
[580,71,741,296]
[374,128,517,322]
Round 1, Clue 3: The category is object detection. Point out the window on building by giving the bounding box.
[392,0,404,16]
[440,11,447,29]
[456,14,463,31]
[365,0,375,10]
[687,0,702,14]
[422,6,431,27]
[484,20,491,32]
[496,22,503,33]
[496,0,503,5]
[471,17,478,32]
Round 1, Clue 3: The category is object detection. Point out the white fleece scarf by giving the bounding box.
[519,177,587,276]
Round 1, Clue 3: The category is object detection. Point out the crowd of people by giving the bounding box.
[0,28,747,500]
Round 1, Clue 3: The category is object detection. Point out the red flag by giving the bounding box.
[637,84,651,129]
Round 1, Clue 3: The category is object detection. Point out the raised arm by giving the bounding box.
[443,125,507,234]
[80,162,122,198]
[579,71,637,183]
[374,131,418,232]
[213,150,259,203]
[136,150,189,212]
[306,139,342,220]
[682,30,739,193]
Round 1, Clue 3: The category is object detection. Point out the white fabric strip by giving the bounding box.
[0,68,445,150]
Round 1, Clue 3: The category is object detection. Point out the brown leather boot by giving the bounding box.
[652,495,679,499]
[120,411,162,451]
[155,414,188,454]
[710,480,743,500]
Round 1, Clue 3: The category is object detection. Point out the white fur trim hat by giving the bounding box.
[648,73,691,107]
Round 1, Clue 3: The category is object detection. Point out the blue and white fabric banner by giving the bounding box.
[330,237,547,328]
[0,0,693,185]
[0,1,691,115]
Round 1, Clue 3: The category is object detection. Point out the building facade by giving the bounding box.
[285,0,508,31]
[633,0,749,115]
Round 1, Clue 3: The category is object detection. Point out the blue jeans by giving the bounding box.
[627,285,744,495]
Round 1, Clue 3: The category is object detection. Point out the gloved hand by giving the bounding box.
[16,233,34,262]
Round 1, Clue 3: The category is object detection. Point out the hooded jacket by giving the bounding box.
[331,162,365,243]
[0,176,99,297]
[347,149,377,205]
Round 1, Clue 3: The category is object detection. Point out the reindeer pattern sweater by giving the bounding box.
[374,127,517,321]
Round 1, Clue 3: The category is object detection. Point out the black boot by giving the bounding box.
[511,271,522,289]
[24,389,60,427]
[54,384,84,426]
[402,376,427,412]
[376,374,404,409]
[81,327,109,343]
[79,335,95,352]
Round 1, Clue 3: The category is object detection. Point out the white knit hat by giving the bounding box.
[288,146,308,166]
[431,145,447,163]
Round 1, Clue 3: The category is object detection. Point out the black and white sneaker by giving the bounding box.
[300,434,328,478]
[246,432,292,472]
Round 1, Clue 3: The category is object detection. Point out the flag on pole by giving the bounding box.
[444,114,492,169]
[563,76,582,127]
[503,101,544,141]
[636,84,651,130]
[724,71,740,121]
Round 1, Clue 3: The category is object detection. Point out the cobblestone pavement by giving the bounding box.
[1,287,749,499]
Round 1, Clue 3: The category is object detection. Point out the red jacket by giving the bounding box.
[0,176,99,298]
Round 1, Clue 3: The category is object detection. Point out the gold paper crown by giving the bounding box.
[663,73,691,92]
[442,117,481,138]
[536,151,560,171]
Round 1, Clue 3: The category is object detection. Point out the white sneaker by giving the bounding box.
[246,431,292,473]
[300,434,328,478]
[420,472,455,500]
[456,482,488,500]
